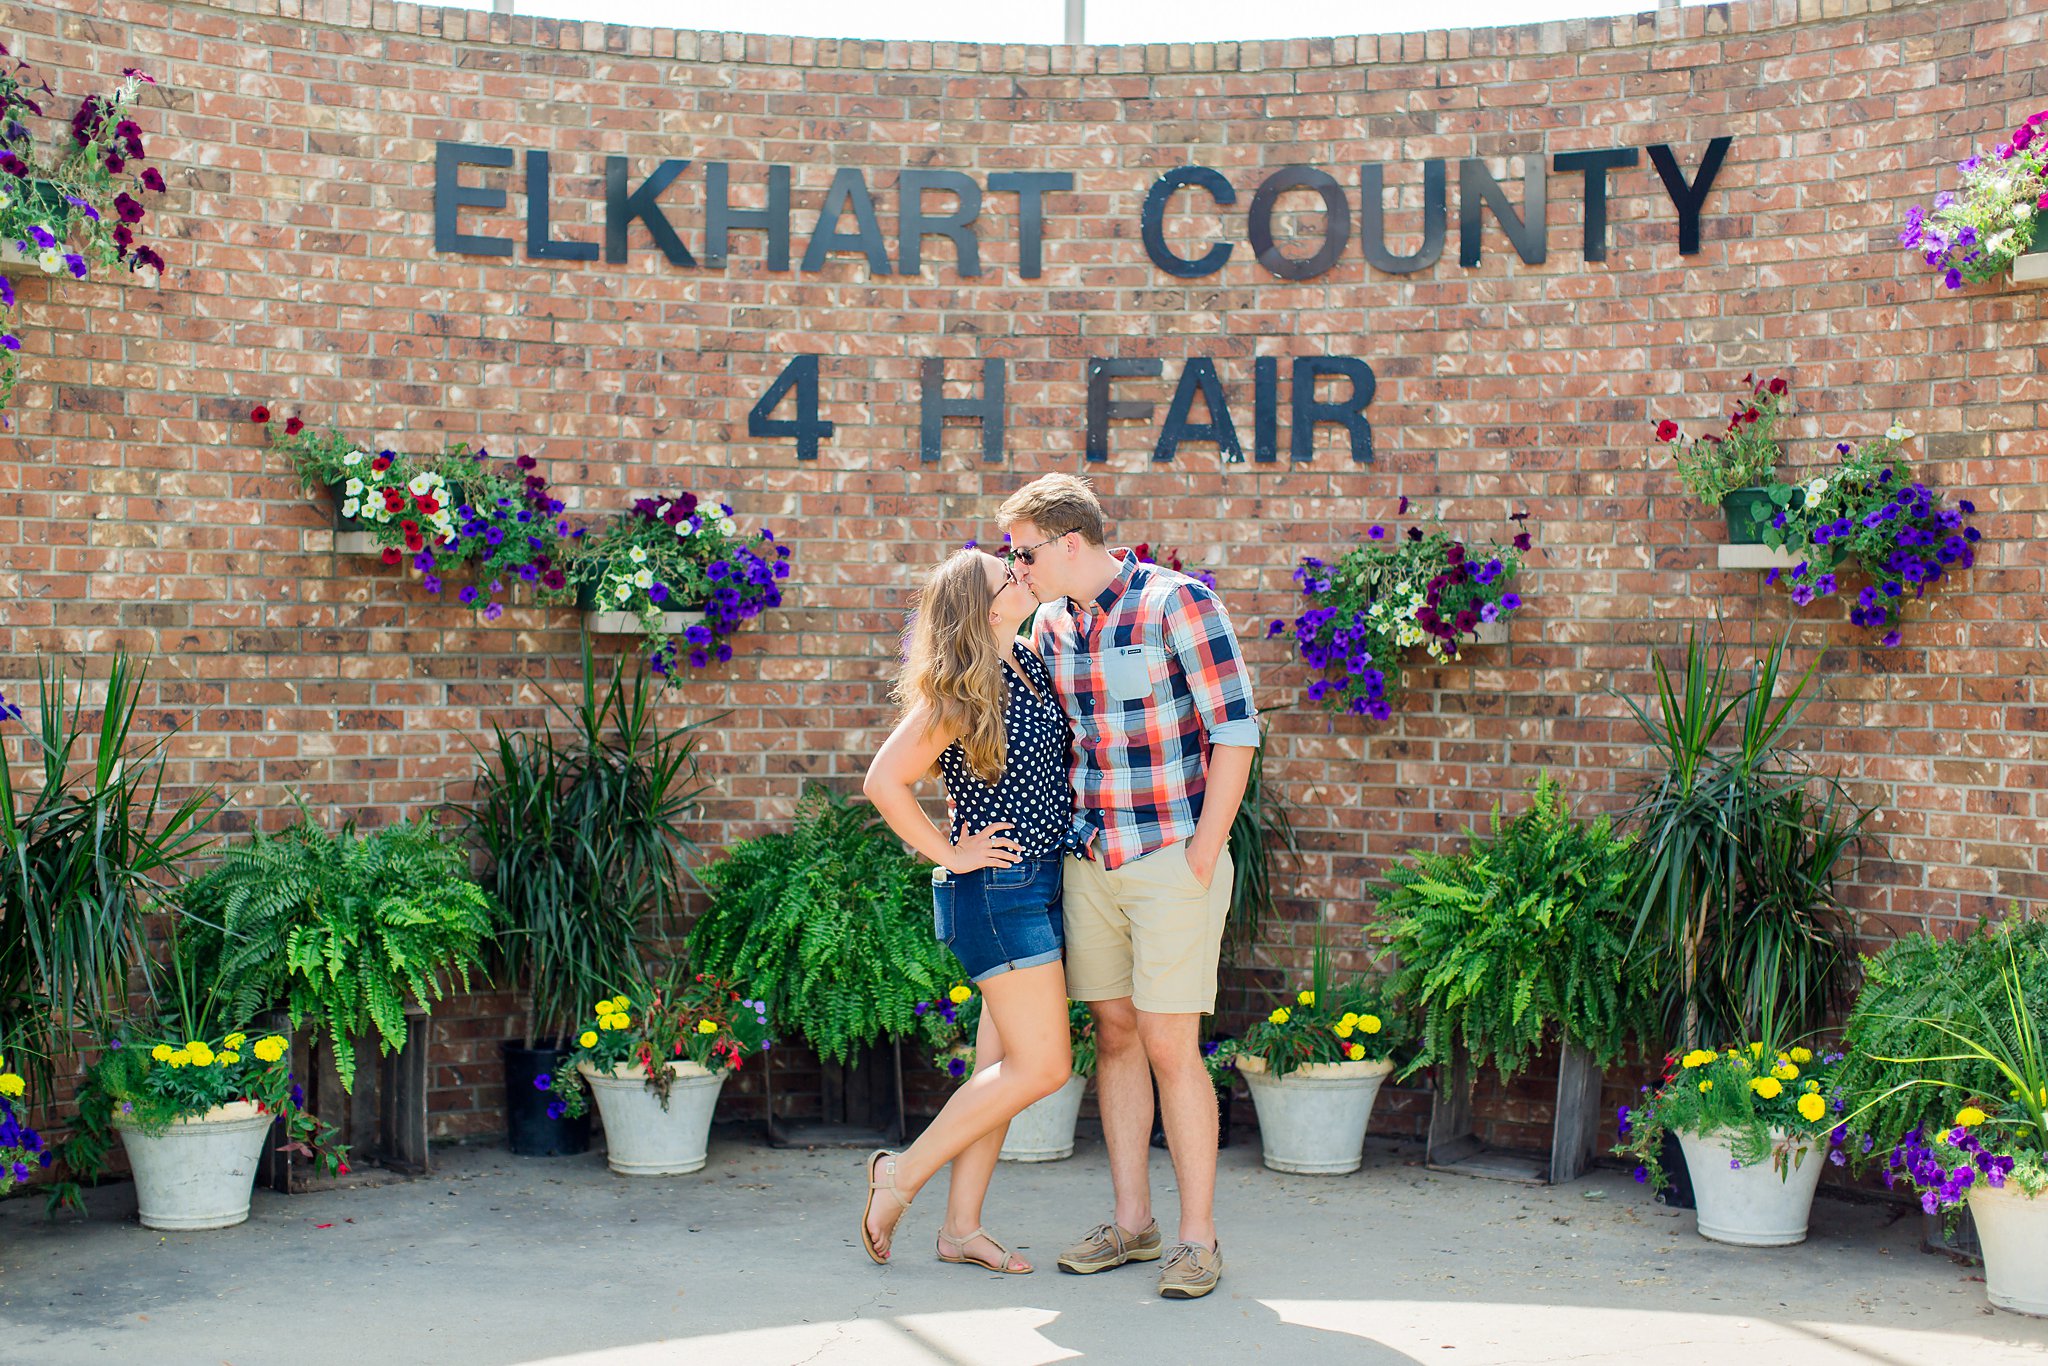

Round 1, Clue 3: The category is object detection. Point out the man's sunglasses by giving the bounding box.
[1005,531,1072,567]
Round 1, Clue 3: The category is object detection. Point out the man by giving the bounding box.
[997,472,1259,1301]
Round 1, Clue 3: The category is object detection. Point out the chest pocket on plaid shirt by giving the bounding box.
[1104,643,1163,703]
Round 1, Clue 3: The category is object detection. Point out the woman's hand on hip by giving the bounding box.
[947,821,1022,874]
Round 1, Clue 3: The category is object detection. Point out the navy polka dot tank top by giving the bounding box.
[938,643,1074,858]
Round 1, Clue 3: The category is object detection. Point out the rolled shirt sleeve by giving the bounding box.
[1164,585,1262,748]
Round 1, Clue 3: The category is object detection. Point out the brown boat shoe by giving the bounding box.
[1055,1218,1163,1274]
[1157,1240,1223,1299]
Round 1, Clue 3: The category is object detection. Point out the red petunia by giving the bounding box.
[1654,419,1677,442]
[1768,376,1788,396]
[383,490,405,511]
[404,534,424,553]
[416,495,439,515]
[381,547,400,566]
[400,519,419,535]
[371,455,392,472]
[249,405,270,424]
[284,416,304,435]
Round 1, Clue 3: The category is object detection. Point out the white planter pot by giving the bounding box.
[999,1074,1087,1163]
[1675,1127,1826,1247]
[1239,1054,1394,1175]
[1969,1181,2048,1316]
[581,1061,727,1176]
[113,1101,273,1231]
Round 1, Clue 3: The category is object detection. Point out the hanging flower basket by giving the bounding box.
[573,579,707,638]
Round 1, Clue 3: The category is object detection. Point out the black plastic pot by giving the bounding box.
[501,1040,591,1157]
[1655,1127,1697,1210]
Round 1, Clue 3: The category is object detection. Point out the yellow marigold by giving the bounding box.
[225,1032,246,1049]
[1790,1047,1813,1064]
[187,1042,215,1067]
[948,986,973,1005]
[1333,1022,1354,1039]
[1699,1080,1713,1093]
[1774,1063,1799,1082]
[252,1036,287,1064]
[1956,1106,1988,1128]
[1268,1008,1290,1025]
[1345,1043,1365,1061]
[1338,1013,1359,1030]
[151,1044,174,1063]
[1361,1015,1382,1034]
[1749,1076,1783,1100]
[697,1019,719,1035]
[611,995,630,1011]
[1797,1093,1827,1123]
[612,1015,632,1032]
[1749,1042,1766,1058]
[1297,990,1316,1007]
[579,1031,598,1049]
[168,1050,191,1068]
[1682,1049,1715,1069]
[218,1051,240,1066]
[0,1073,23,1099]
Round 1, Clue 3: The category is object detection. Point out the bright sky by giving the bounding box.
[443,0,1704,44]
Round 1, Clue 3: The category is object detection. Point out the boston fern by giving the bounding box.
[687,786,962,1066]
[179,817,498,1092]
[1375,774,1653,1081]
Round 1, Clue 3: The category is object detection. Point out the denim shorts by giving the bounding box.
[932,853,1065,983]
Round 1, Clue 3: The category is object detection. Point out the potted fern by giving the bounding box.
[686,786,963,1143]
[1837,917,2048,1316]
[1219,939,1407,1175]
[1376,774,1654,1184]
[463,640,707,1157]
[174,814,497,1177]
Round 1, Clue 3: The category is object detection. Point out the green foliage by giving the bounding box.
[549,966,772,1118]
[1376,774,1652,1080]
[1614,1038,1847,1190]
[178,816,498,1093]
[688,786,963,1066]
[0,654,218,1101]
[1659,374,1789,508]
[1222,936,1408,1079]
[1616,629,1863,1046]
[1837,916,2048,1170]
[463,638,708,1045]
[922,990,1097,1080]
[1225,729,1300,965]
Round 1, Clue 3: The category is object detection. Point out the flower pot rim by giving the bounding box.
[577,1058,718,1081]
[113,1099,268,1130]
[1236,1053,1393,1080]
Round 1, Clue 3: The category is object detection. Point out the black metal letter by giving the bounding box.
[1291,357,1376,463]
[1154,359,1242,463]
[1248,166,1351,281]
[801,167,894,276]
[987,171,1073,279]
[1458,156,1547,267]
[605,157,695,266]
[1253,356,1279,462]
[434,141,514,257]
[704,162,792,271]
[524,151,597,262]
[1139,167,1235,278]
[1084,358,1163,463]
[898,170,983,276]
[919,358,1005,462]
[1647,137,1731,257]
[1358,160,1446,274]
[1552,147,1639,262]
[747,353,836,460]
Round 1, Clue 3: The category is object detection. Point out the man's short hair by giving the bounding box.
[996,473,1106,546]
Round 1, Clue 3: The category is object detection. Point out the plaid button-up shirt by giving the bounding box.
[1033,549,1261,871]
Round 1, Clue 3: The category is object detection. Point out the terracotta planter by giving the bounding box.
[1238,1054,1394,1175]
[580,1060,727,1176]
[1968,1181,2048,1316]
[1674,1127,1824,1246]
[113,1101,274,1230]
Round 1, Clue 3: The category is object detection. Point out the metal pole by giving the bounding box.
[1064,0,1085,44]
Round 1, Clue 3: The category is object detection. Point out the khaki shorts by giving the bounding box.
[1063,840,1233,1016]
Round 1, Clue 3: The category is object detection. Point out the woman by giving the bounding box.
[859,547,1075,1275]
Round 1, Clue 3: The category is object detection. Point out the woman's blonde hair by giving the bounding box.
[895,549,1009,783]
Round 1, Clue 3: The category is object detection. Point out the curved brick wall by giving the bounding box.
[3,0,2044,1140]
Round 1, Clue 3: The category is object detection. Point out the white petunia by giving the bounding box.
[408,474,432,497]
[1885,422,1914,442]
[341,498,360,518]
[345,477,364,496]
[36,248,61,274]
[342,450,363,466]
[633,569,654,589]
[628,546,647,564]
[613,582,632,602]
[675,521,692,537]
[1805,477,1828,504]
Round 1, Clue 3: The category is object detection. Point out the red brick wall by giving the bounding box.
[3,0,2045,1146]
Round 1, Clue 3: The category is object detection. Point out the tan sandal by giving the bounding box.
[861,1150,912,1264]
[937,1225,1032,1274]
